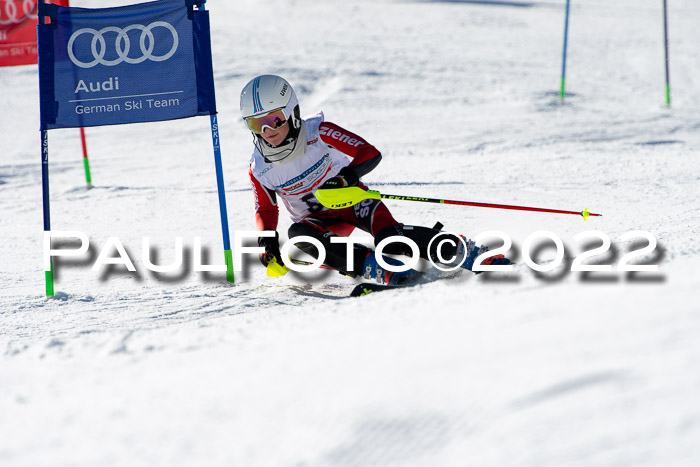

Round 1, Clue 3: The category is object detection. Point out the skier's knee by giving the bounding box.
[288,222,324,257]
[288,222,319,239]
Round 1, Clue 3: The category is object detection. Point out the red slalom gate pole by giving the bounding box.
[79,127,92,187]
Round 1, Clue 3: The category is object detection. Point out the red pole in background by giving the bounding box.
[2,1,90,187]
[79,127,92,187]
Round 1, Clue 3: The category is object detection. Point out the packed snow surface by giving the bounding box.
[1,0,699,466]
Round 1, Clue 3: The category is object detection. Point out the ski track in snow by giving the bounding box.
[1,0,700,466]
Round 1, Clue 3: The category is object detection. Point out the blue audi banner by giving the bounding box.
[38,0,216,130]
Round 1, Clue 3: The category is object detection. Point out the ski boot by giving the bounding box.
[455,237,513,273]
[362,251,421,286]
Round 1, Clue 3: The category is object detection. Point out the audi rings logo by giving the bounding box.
[67,21,179,69]
[0,0,37,27]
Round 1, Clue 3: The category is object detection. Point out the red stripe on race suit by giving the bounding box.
[249,165,278,230]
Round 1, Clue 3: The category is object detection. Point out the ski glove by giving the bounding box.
[319,166,359,190]
[258,231,283,267]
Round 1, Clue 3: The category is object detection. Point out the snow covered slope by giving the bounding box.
[1,1,699,466]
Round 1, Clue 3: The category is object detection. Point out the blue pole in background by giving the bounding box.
[560,0,571,99]
[662,0,671,106]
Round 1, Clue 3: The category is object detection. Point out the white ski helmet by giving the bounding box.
[240,75,305,164]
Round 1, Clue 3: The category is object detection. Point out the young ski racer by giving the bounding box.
[241,75,511,286]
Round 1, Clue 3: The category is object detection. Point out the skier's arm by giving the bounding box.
[250,166,283,266]
[319,122,382,187]
[249,166,278,231]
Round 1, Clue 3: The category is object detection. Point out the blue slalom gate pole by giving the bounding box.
[197,0,233,283]
[210,114,234,283]
[38,0,54,296]
[41,129,54,296]
[662,0,671,106]
[560,0,571,99]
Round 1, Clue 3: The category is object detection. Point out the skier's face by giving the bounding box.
[260,122,290,147]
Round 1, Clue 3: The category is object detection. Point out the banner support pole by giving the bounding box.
[41,138,55,296]
[38,0,54,296]
[197,1,232,283]
[41,130,54,296]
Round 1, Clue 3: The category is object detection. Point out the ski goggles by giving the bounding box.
[245,109,288,134]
